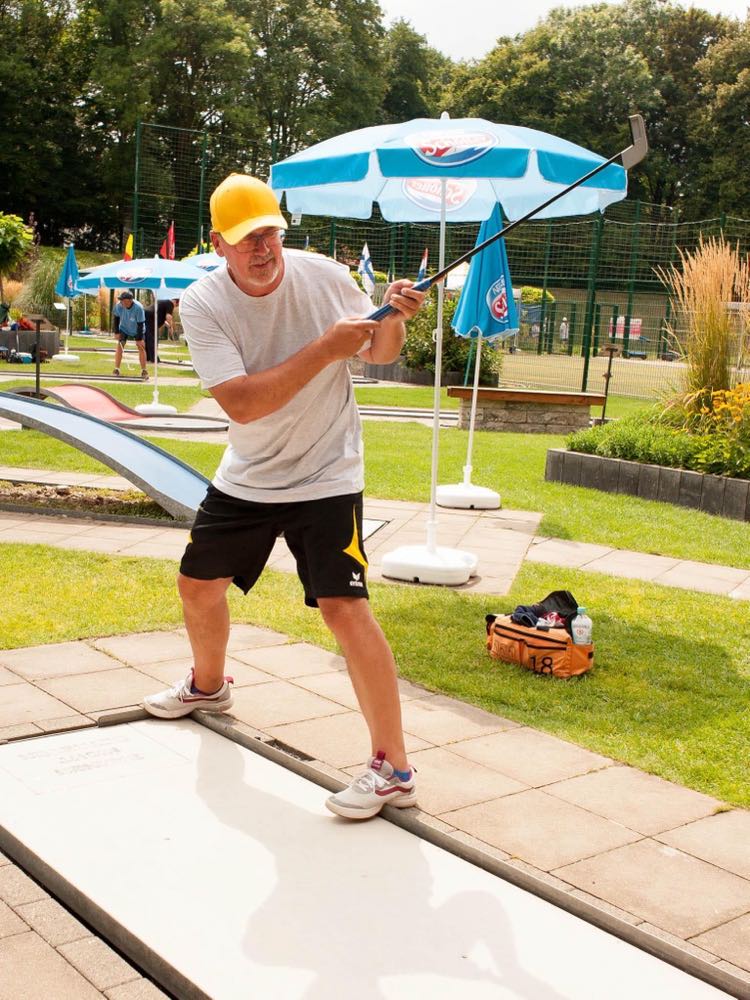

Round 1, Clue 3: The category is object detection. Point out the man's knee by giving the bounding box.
[318,596,372,633]
[177,573,231,608]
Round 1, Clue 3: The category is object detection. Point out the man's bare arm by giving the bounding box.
[210,317,378,423]
[359,281,427,365]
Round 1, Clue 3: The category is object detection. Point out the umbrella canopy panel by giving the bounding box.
[271,118,627,222]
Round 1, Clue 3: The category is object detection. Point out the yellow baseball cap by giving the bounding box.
[210,174,288,245]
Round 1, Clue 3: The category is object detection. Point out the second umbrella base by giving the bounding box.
[436,482,501,510]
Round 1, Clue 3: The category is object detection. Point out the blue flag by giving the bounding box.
[357,242,376,296]
[452,206,518,341]
[55,245,81,300]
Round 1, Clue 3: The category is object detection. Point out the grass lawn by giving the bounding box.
[3,423,750,569]
[2,544,747,809]
[0,351,198,379]
[354,385,459,409]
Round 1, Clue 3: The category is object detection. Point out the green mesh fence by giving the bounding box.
[132,123,750,399]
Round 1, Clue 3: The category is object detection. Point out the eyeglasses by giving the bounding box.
[232,230,285,253]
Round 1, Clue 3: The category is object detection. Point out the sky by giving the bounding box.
[378,0,749,60]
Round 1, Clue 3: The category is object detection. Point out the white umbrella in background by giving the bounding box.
[77,257,207,414]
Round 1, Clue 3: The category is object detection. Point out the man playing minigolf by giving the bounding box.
[144,173,426,819]
[112,290,148,379]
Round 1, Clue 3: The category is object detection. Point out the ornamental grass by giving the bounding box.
[657,236,750,414]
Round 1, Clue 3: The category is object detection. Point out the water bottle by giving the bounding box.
[571,606,593,645]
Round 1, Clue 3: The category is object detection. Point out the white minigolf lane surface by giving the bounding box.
[0,721,729,1000]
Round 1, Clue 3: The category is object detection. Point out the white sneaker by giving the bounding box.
[326,751,417,820]
[143,670,233,719]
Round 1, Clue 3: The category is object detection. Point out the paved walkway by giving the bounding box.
[1,476,749,995]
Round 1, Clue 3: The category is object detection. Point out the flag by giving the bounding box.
[303,235,310,251]
[357,242,376,297]
[54,245,80,300]
[123,233,133,261]
[159,222,176,260]
[452,205,519,342]
[417,248,429,282]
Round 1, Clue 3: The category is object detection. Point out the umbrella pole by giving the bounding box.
[426,179,447,554]
[463,332,483,487]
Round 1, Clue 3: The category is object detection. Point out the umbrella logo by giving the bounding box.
[116,267,152,283]
[487,277,509,321]
[402,178,477,213]
[409,130,496,168]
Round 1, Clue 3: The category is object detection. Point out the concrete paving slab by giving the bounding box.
[137,655,270,688]
[554,840,750,939]
[580,550,682,580]
[233,642,347,678]
[0,640,122,680]
[656,809,750,879]
[400,694,519,745]
[0,721,729,1000]
[229,680,349,730]
[526,538,613,567]
[715,961,750,987]
[0,931,105,1000]
[691,915,750,973]
[0,865,48,907]
[0,722,42,742]
[15,897,91,946]
[442,789,640,871]
[93,631,194,665]
[36,668,159,715]
[401,747,527,814]
[224,623,290,651]
[36,715,96,734]
[0,683,74,729]
[544,766,722,836]
[0,898,27,938]
[0,667,19,687]
[104,980,169,999]
[638,923,722,966]
[58,936,141,992]
[728,578,750,600]
[450,727,613,786]
[266,711,432,769]
[654,562,750,595]
[0,527,71,545]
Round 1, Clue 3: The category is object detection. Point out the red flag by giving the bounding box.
[159,222,175,260]
[123,233,133,261]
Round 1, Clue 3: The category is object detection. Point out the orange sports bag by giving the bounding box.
[486,614,593,679]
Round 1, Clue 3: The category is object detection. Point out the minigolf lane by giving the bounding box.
[0,721,730,999]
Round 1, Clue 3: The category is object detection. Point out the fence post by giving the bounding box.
[388,225,396,280]
[328,220,336,259]
[401,224,410,276]
[568,301,577,356]
[197,130,208,252]
[658,207,680,358]
[537,222,552,355]
[581,214,604,392]
[623,199,641,357]
[132,120,142,257]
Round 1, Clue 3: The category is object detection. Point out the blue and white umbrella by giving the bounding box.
[77,256,206,292]
[439,206,519,509]
[53,245,81,360]
[184,252,226,271]
[270,114,636,584]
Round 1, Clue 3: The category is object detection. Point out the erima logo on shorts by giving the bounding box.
[349,571,364,588]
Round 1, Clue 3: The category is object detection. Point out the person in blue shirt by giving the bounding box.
[113,291,148,379]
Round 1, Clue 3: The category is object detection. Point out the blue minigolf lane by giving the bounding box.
[0,392,209,520]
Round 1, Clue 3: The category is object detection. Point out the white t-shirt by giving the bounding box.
[179,250,373,503]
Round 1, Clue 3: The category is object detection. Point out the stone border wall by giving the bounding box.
[448,388,605,434]
[545,448,750,521]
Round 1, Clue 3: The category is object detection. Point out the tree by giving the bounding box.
[380,20,433,122]
[0,213,34,301]
[692,19,750,217]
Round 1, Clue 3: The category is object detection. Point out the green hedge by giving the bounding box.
[567,412,750,479]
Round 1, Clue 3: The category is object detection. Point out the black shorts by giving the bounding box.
[117,332,144,343]
[180,486,369,607]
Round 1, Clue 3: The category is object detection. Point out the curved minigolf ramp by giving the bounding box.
[0,391,209,520]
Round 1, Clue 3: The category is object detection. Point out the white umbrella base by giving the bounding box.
[51,353,80,362]
[135,403,179,416]
[437,482,501,509]
[381,544,478,585]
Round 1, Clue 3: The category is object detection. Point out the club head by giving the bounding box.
[621,114,648,170]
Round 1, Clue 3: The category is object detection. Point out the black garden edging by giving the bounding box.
[545,448,750,522]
